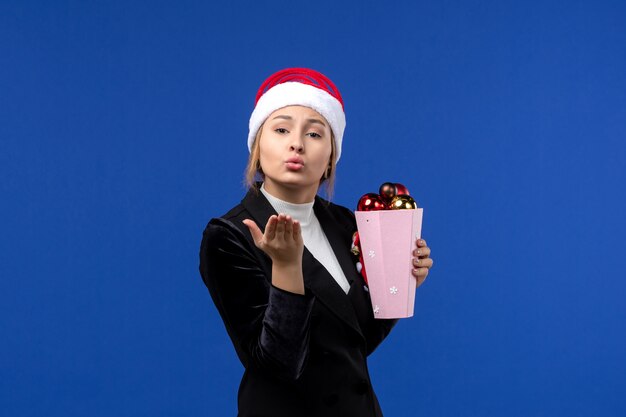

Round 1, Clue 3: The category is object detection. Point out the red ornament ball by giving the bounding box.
[357,193,387,211]
[394,183,410,196]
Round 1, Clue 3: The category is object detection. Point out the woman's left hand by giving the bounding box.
[412,238,433,288]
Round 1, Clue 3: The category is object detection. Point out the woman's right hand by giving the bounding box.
[243,214,305,294]
[243,213,304,264]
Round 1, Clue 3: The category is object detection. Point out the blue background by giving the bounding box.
[1,1,625,416]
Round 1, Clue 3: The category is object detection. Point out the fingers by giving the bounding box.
[413,257,433,269]
[413,246,431,259]
[245,214,300,246]
[292,219,302,243]
[274,213,294,240]
[412,237,432,288]
[266,215,278,241]
[242,219,264,246]
[276,214,302,241]
[413,237,430,259]
[275,214,285,239]
[412,267,429,288]
[283,215,294,238]
[243,214,303,264]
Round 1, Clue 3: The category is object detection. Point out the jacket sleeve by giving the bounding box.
[199,218,315,381]
[365,317,398,356]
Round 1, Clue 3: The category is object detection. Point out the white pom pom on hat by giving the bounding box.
[248,68,346,162]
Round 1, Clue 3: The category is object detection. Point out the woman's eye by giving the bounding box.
[307,132,322,138]
[275,128,289,134]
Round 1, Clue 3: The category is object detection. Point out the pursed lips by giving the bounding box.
[285,157,304,170]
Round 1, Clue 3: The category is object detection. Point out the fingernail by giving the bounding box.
[416,249,421,256]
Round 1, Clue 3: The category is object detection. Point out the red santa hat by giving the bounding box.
[248,68,346,162]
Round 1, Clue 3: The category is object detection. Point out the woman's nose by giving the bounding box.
[289,136,304,153]
[290,143,304,152]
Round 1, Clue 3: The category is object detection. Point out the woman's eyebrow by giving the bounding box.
[270,115,326,128]
[307,118,326,127]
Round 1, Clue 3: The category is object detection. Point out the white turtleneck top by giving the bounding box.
[260,184,351,294]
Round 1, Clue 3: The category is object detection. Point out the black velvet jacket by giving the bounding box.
[199,187,398,417]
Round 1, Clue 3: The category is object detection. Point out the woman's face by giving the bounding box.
[259,105,333,202]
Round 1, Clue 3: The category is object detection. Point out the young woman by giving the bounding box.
[199,68,433,417]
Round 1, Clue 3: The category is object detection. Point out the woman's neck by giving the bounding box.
[260,185,314,226]
[261,179,317,204]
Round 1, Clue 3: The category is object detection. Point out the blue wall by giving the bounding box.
[1,1,625,416]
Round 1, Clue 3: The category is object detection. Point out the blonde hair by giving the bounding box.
[244,123,337,199]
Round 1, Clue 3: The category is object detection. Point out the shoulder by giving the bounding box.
[199,203,264,282]
[201,203,250,250]
[316,196,354,221]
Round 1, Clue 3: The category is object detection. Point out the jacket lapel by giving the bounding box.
[240,188,364,339]
[313,198,360,287]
